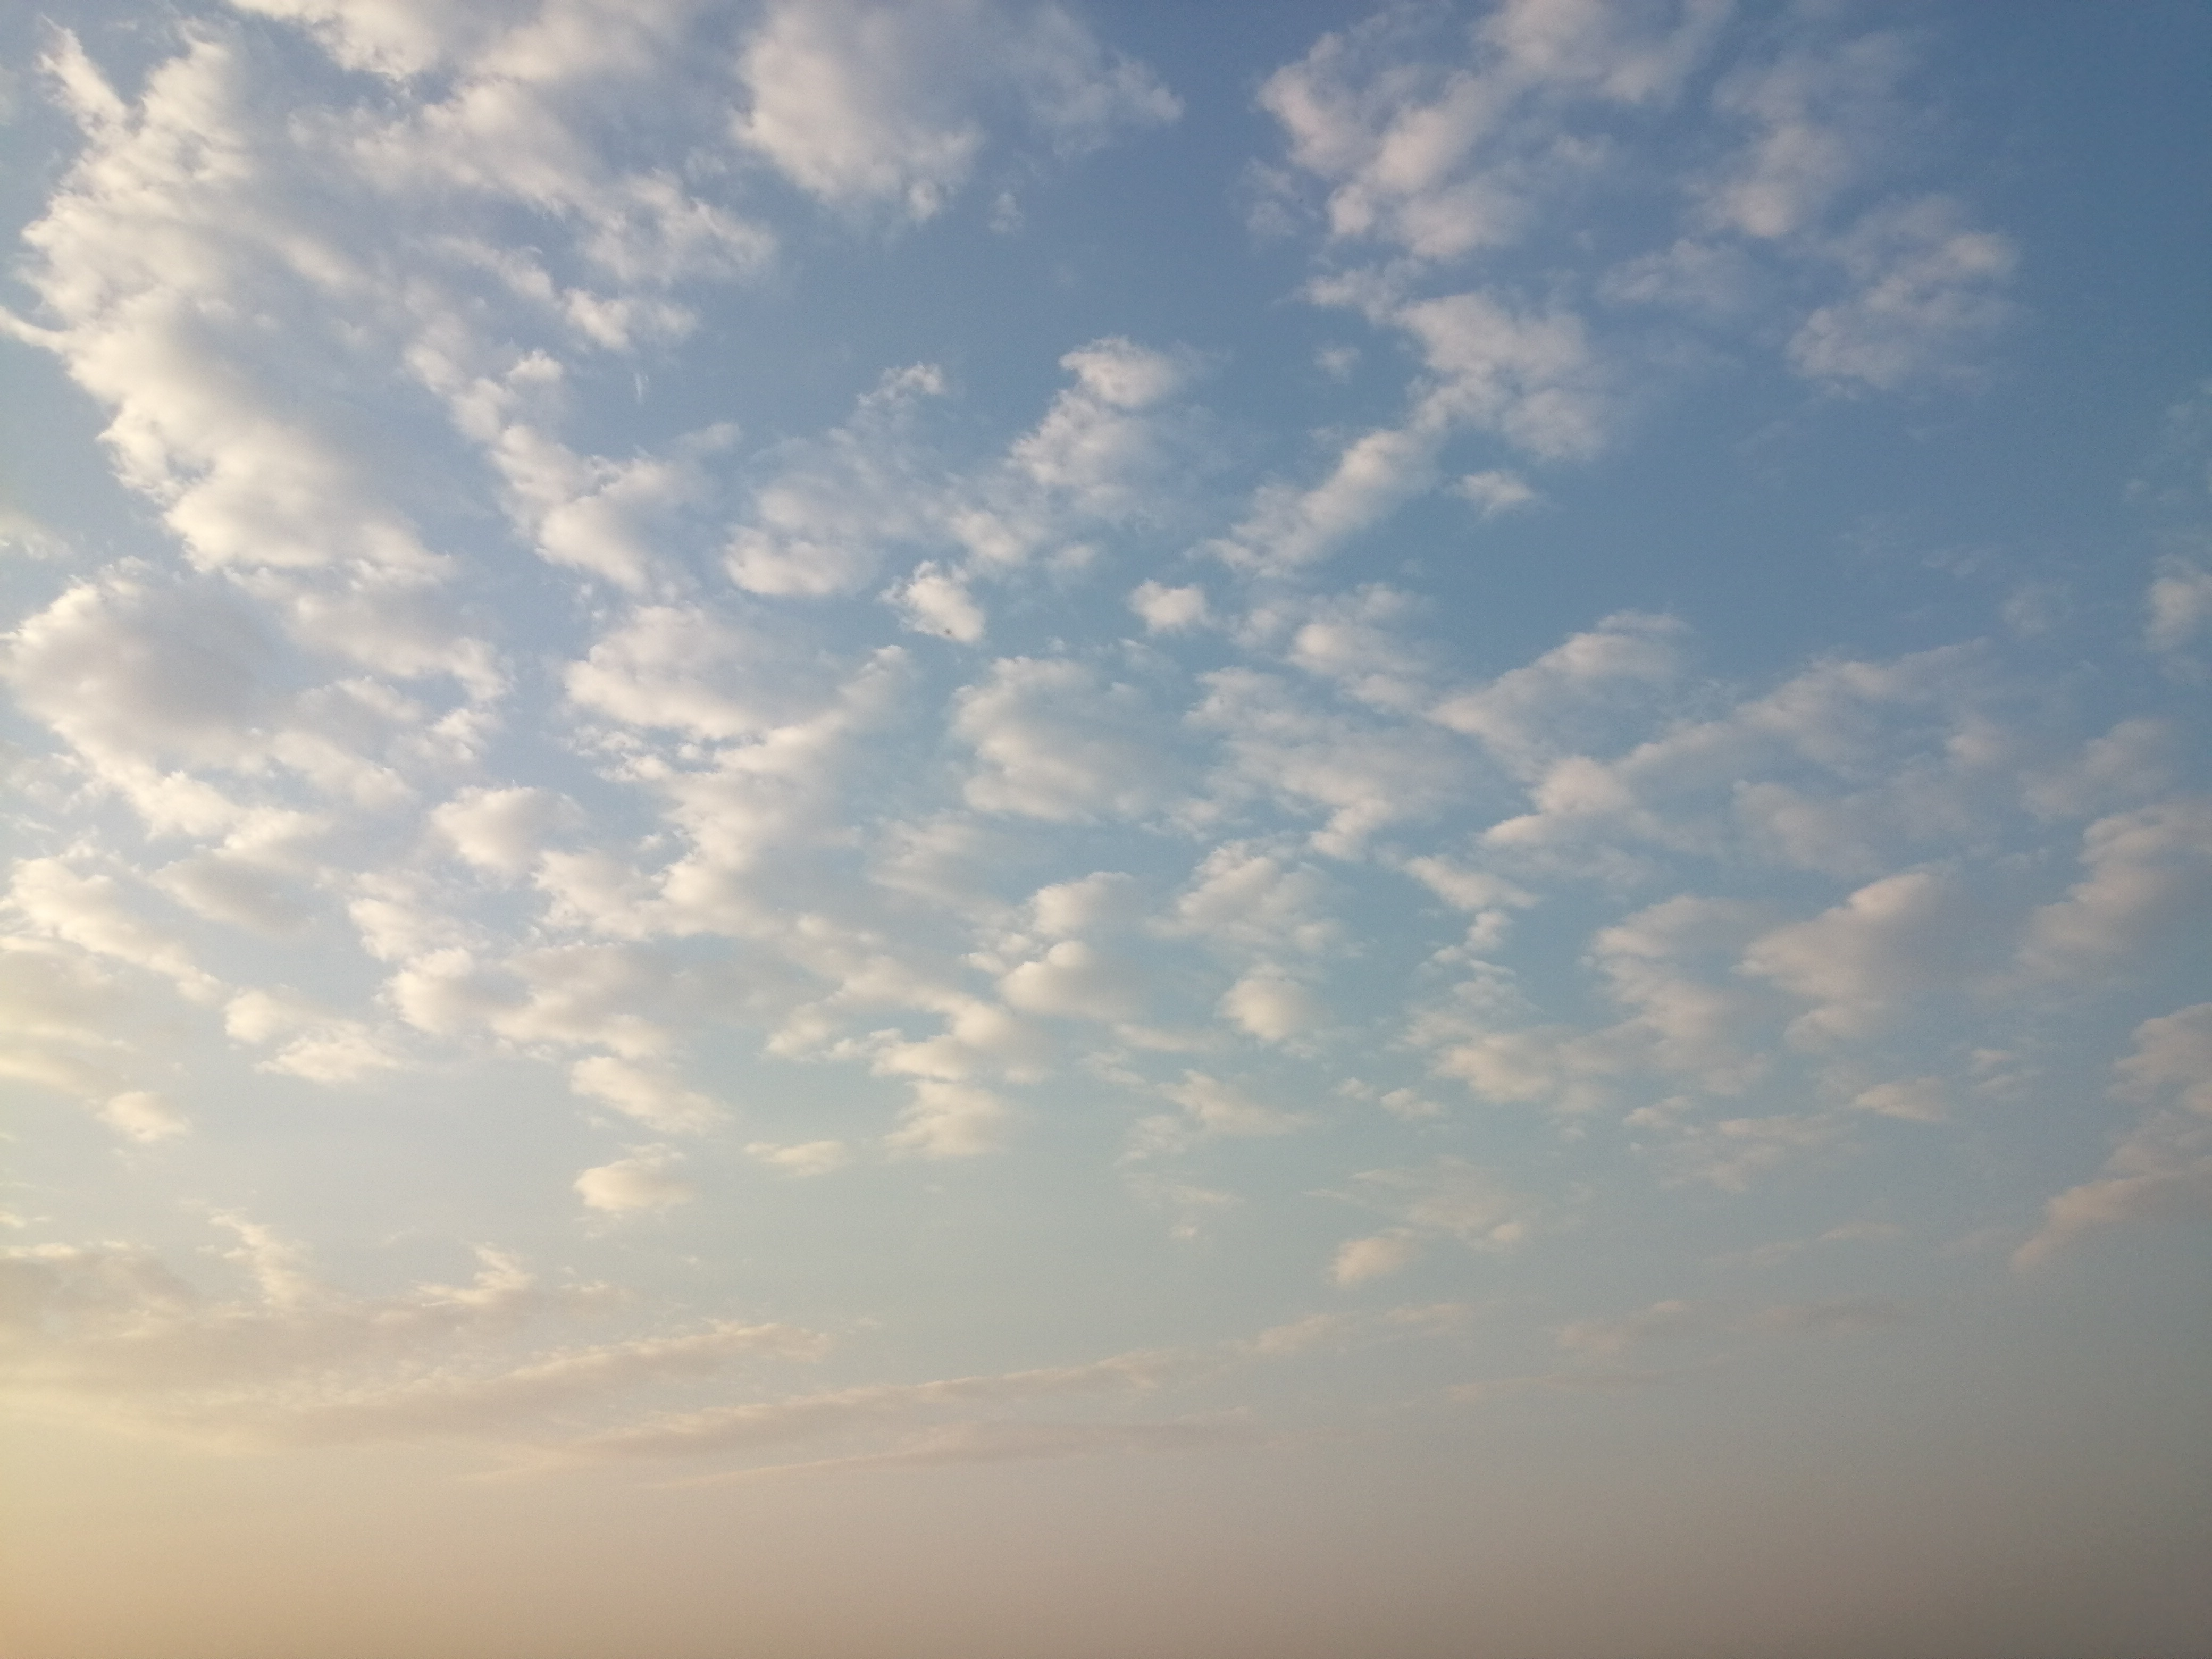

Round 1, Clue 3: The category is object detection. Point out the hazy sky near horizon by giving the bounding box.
[2,3,2208,1656]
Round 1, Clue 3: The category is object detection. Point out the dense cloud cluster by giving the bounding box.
[3,0,2207,1484]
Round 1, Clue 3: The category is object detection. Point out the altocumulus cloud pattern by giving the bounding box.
[1,4,2208,1657]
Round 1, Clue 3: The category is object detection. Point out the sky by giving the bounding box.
[1,3,2207,1656]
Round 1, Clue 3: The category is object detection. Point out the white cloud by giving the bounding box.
[0,940,151,1115]
[1472,642,2001,869]
[570,1056,726,1134]
[1213,422,1442,572]
[3,574,457,829]
[1000,339,1202,531]
[228,0,538,79]
[2019,800,2212,981]
[1343,1158,1529,1250]
[565,605,837,741]
[954,657,1178,823]
[492,423,726,593]
[1851,1077,1948,1123]
[1161,1072,1305,1139]
[2115,1003,2212,1120]
[725,365,950,598]
[156,835,320,937]
[1589,894,1773,1092]
[1027,871,1137,938]
[1741,870,1966,1045]
[563,1348,1175,1465]
[1788,196,2016,390]
[746,1141,852,1177]
[1402,854,1534,921]
[434,786,576,879]
[1130,581,1210,633]
[1554,1298,1704,1360]
[1000,941,1144,1023]
[2016,1003,2212,1267]
[1662,1111,1843,1193]
[7,857,220,1003]
[732,0,1176,222]
[1259,0,1725,264]
[257,1018,401,1084]
[1699,33,1908,242]
[892,562,987,643]
[1430,610,1683,775]
[1330,1231,1420,1286]
[1457,468,1537,515]
[1219,971,1325,1044]
[1277,583,1434,712]
[1162,842,1337,957]
[1193,670,1470,857]
[96,1091,190,1144]
[1397,290,1613,460]
[2013,1157,2212,1271]
[885,1078,1012,1158]
[1429,1023,1620,1114]
[575,1147,698,1213]
[2146,559,2212,656]
[1,1221,826,1447]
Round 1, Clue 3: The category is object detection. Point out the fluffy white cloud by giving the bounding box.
[2014,1002,2212,1268]
[3,573,461,832]
[2146,559,2212,656]
[95,1091,190,1143]
[1162,843,1337,957]
[1330,1231,1421,1286]
[1698,32,1908,242]
[1219,971,1325,1045]
[1397,290,1613,460]
[1026,872,1137,939]
[999,339,1203,531]
[1430,611,1683,775]
[892,562,987,643]
[1214,423,1442,573]
[2018,800,2212,981]
[0,940,150,1114]
[7,858,220,1003]
[1000,941,1144,1023]
[1130,581,1210,633]
[1343,1158,1529,1250]
[2114,1004,2212,1120]
[1589,895,1772,1091]
[1260,0,1723,263]
[493,423,728,593]
[575,1147,698,1213]
[1276,584,1435,712]
[1192,670,1470,856]
[885,1078,1012,1158]
[732,0,1176,222]
[1161,1072,1305,1139]
[724,365,950,597]
[955,657,1178,823]
[1741,870,1966,1045]
[2012,1140,2212,1272]
[565,605,838,741]
[1788,197,2016,390]
[1457,468,1536,515]
[570,1055,726,1134]
[1851,1077,1948,1124]
[434,786,576,879]
[746,1140,852,1177]
[156,830,321,936]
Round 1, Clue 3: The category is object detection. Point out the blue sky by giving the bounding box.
[2,4,2208,1656]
